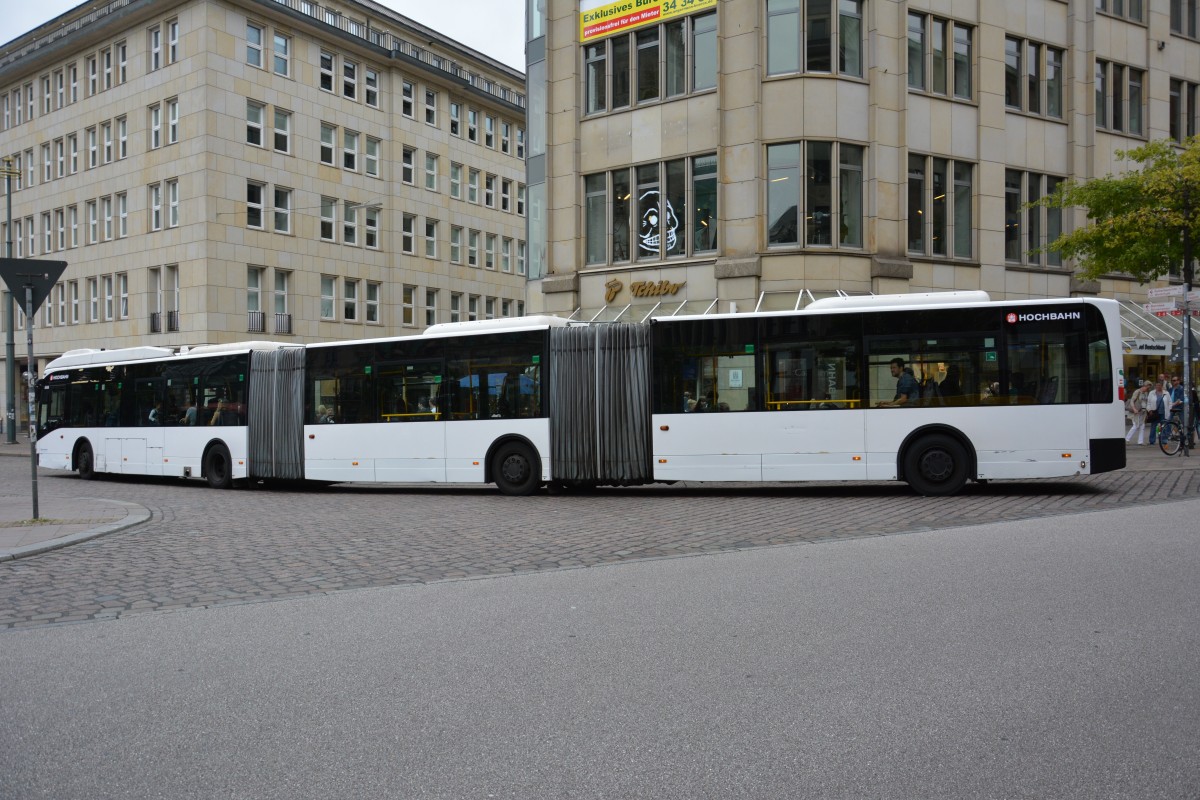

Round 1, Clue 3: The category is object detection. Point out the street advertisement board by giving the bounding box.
[580,0,717,43]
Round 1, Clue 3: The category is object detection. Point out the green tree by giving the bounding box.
[1039,136,1200,284]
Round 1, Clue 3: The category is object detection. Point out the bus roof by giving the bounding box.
[43,341,296,374]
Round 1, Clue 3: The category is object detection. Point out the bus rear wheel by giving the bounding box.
[76,441,97,481]
[204,444,234,490]
[904,434,969,496]
[493,442,540,496]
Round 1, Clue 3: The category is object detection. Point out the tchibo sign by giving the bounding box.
[1124,339,1172,355]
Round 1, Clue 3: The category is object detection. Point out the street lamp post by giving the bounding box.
[2,156,16,446]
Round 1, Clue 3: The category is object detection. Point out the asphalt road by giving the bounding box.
[2,496,1198,799]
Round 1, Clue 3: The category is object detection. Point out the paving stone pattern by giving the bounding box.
[2,457,1199,630]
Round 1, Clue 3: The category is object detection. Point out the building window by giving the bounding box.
[518,184,526,216]
[365,207,379,248]
[450,293,462,322]
[767,1,861,78]
[247,23,262,67]
[103,275,114,320]
[1096,60,1145,136]
[273,108,290,153]
[274,187,292,233]
[1170,79,1199,143]
[55,138,64,178]
[273,33,290,77]
[167,99,179,143]
[320,123,335,164]
[1098,0,1143,23]
[467,107,478,142]
[320,197,336,241]
[274,270,289,319]
[365,137,380,177]
[70,281,79,323]
[68,134,78,173]
[585,11,718,113]
[1171,0,1199,37]
[424,218,437,257]
[450,163,463,199]
[1005,170,1063,267]
[501,121,511,154]
[320,51,335,91]
[425,89,437,125]
[1006,38,1063,118]
[41,144,51,182]
[320,275,336,320]
[247,266,262,315]
[101,122,113,163]
[402,286,416,327]
[343,203,357,245]
[68,205,78,247]
[247,100,264,146]
[907,13,972,99]
[467,229,480,267]
[501,237,513,272]
[402,80,415,118]
[344,279,359,322]
[167,179,179,228]
[484,114,495,148]
[149,103,162,149]
[149,183,162,231]
[117,116,127,158]
[86,201,97,243]
[485,174,496,207]
[402,214,416,254]
[167,20,179,63]
[246,181,264,228]
[586,153,721,264]
[42,211,52,251]
[365,68,380,108]
[117,273,128,319]
[69,64,78,103]
[907,154,974,259]
[468,168,479,203]
[87,126,97,168]
[449,100,461,136]
[342,59,357,99]
[485,233,497,270]
[402,147,415,184]
[450,226,462,263]
[366,282,380,324]
[424,289,437,326]
[343,130,359,171]
[117,192,127,237]
[468,295,479,322]
[149,26,162,71]
[501,179,512,212]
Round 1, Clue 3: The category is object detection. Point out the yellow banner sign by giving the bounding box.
[580,0,717,43]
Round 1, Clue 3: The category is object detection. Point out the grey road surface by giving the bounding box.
[2,498,1197,800]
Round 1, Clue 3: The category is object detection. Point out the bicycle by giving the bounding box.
[1156,412,1195,455]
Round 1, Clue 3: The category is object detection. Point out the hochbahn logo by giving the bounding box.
[1006,311,1082,323]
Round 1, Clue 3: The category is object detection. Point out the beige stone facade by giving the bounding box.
[1,0,529,429]
[526,0,1200,324]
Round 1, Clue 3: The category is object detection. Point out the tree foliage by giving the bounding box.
[1039,136,1200,284]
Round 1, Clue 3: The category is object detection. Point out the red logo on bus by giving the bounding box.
[1006,313,1018,323]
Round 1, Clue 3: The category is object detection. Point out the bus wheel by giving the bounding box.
[204,444,234,490]
[904,434,969,496]
[493,442,540,496]
[76,441,97,481]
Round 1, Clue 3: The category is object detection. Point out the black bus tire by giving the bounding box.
[77,441,97,480]
[904,434,969,496]
[204,444,235,490]
[492,442,540,496]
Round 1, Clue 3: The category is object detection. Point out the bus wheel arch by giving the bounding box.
[898,426,975,497]
[486,436,542,496]
[202,440,235,490]
[74,439,97,480]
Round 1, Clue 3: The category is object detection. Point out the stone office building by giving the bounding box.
[1,0,529,430]
[523,0,1199,371]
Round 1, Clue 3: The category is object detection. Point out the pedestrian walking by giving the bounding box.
[1148,381,1172,444]
[1125,381,1151,445]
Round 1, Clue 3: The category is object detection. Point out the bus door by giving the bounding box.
[373,359,446,483]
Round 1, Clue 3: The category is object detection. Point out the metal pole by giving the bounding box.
[1182,196,1193,458]
[4,158,14,445]
[25,284,37,518]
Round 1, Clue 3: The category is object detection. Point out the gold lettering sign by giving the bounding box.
[630,280,685,298]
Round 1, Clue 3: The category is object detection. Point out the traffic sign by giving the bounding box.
[1144,301,1182,314]
[1147,285,1184,298]
[0,258,67,312]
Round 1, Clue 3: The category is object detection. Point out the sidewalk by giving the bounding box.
[0,442,150,562]
[0,438,1194,562]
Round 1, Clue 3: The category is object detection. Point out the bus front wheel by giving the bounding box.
[903,434,969,496]
[76,441,97,481]
[204,444,234,490]
[492,442,540,496]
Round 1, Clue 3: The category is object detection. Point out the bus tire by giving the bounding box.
[903,434,969,496]
[204,444,234,490]
[76,441,97,481]
[492,442,540,496]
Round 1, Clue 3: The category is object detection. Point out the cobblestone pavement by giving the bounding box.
[2,452,1198,630]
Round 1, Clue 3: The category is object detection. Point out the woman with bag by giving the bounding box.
[1125,381,1151,445]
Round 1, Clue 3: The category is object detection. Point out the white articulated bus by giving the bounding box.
[36,292,1126,496]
